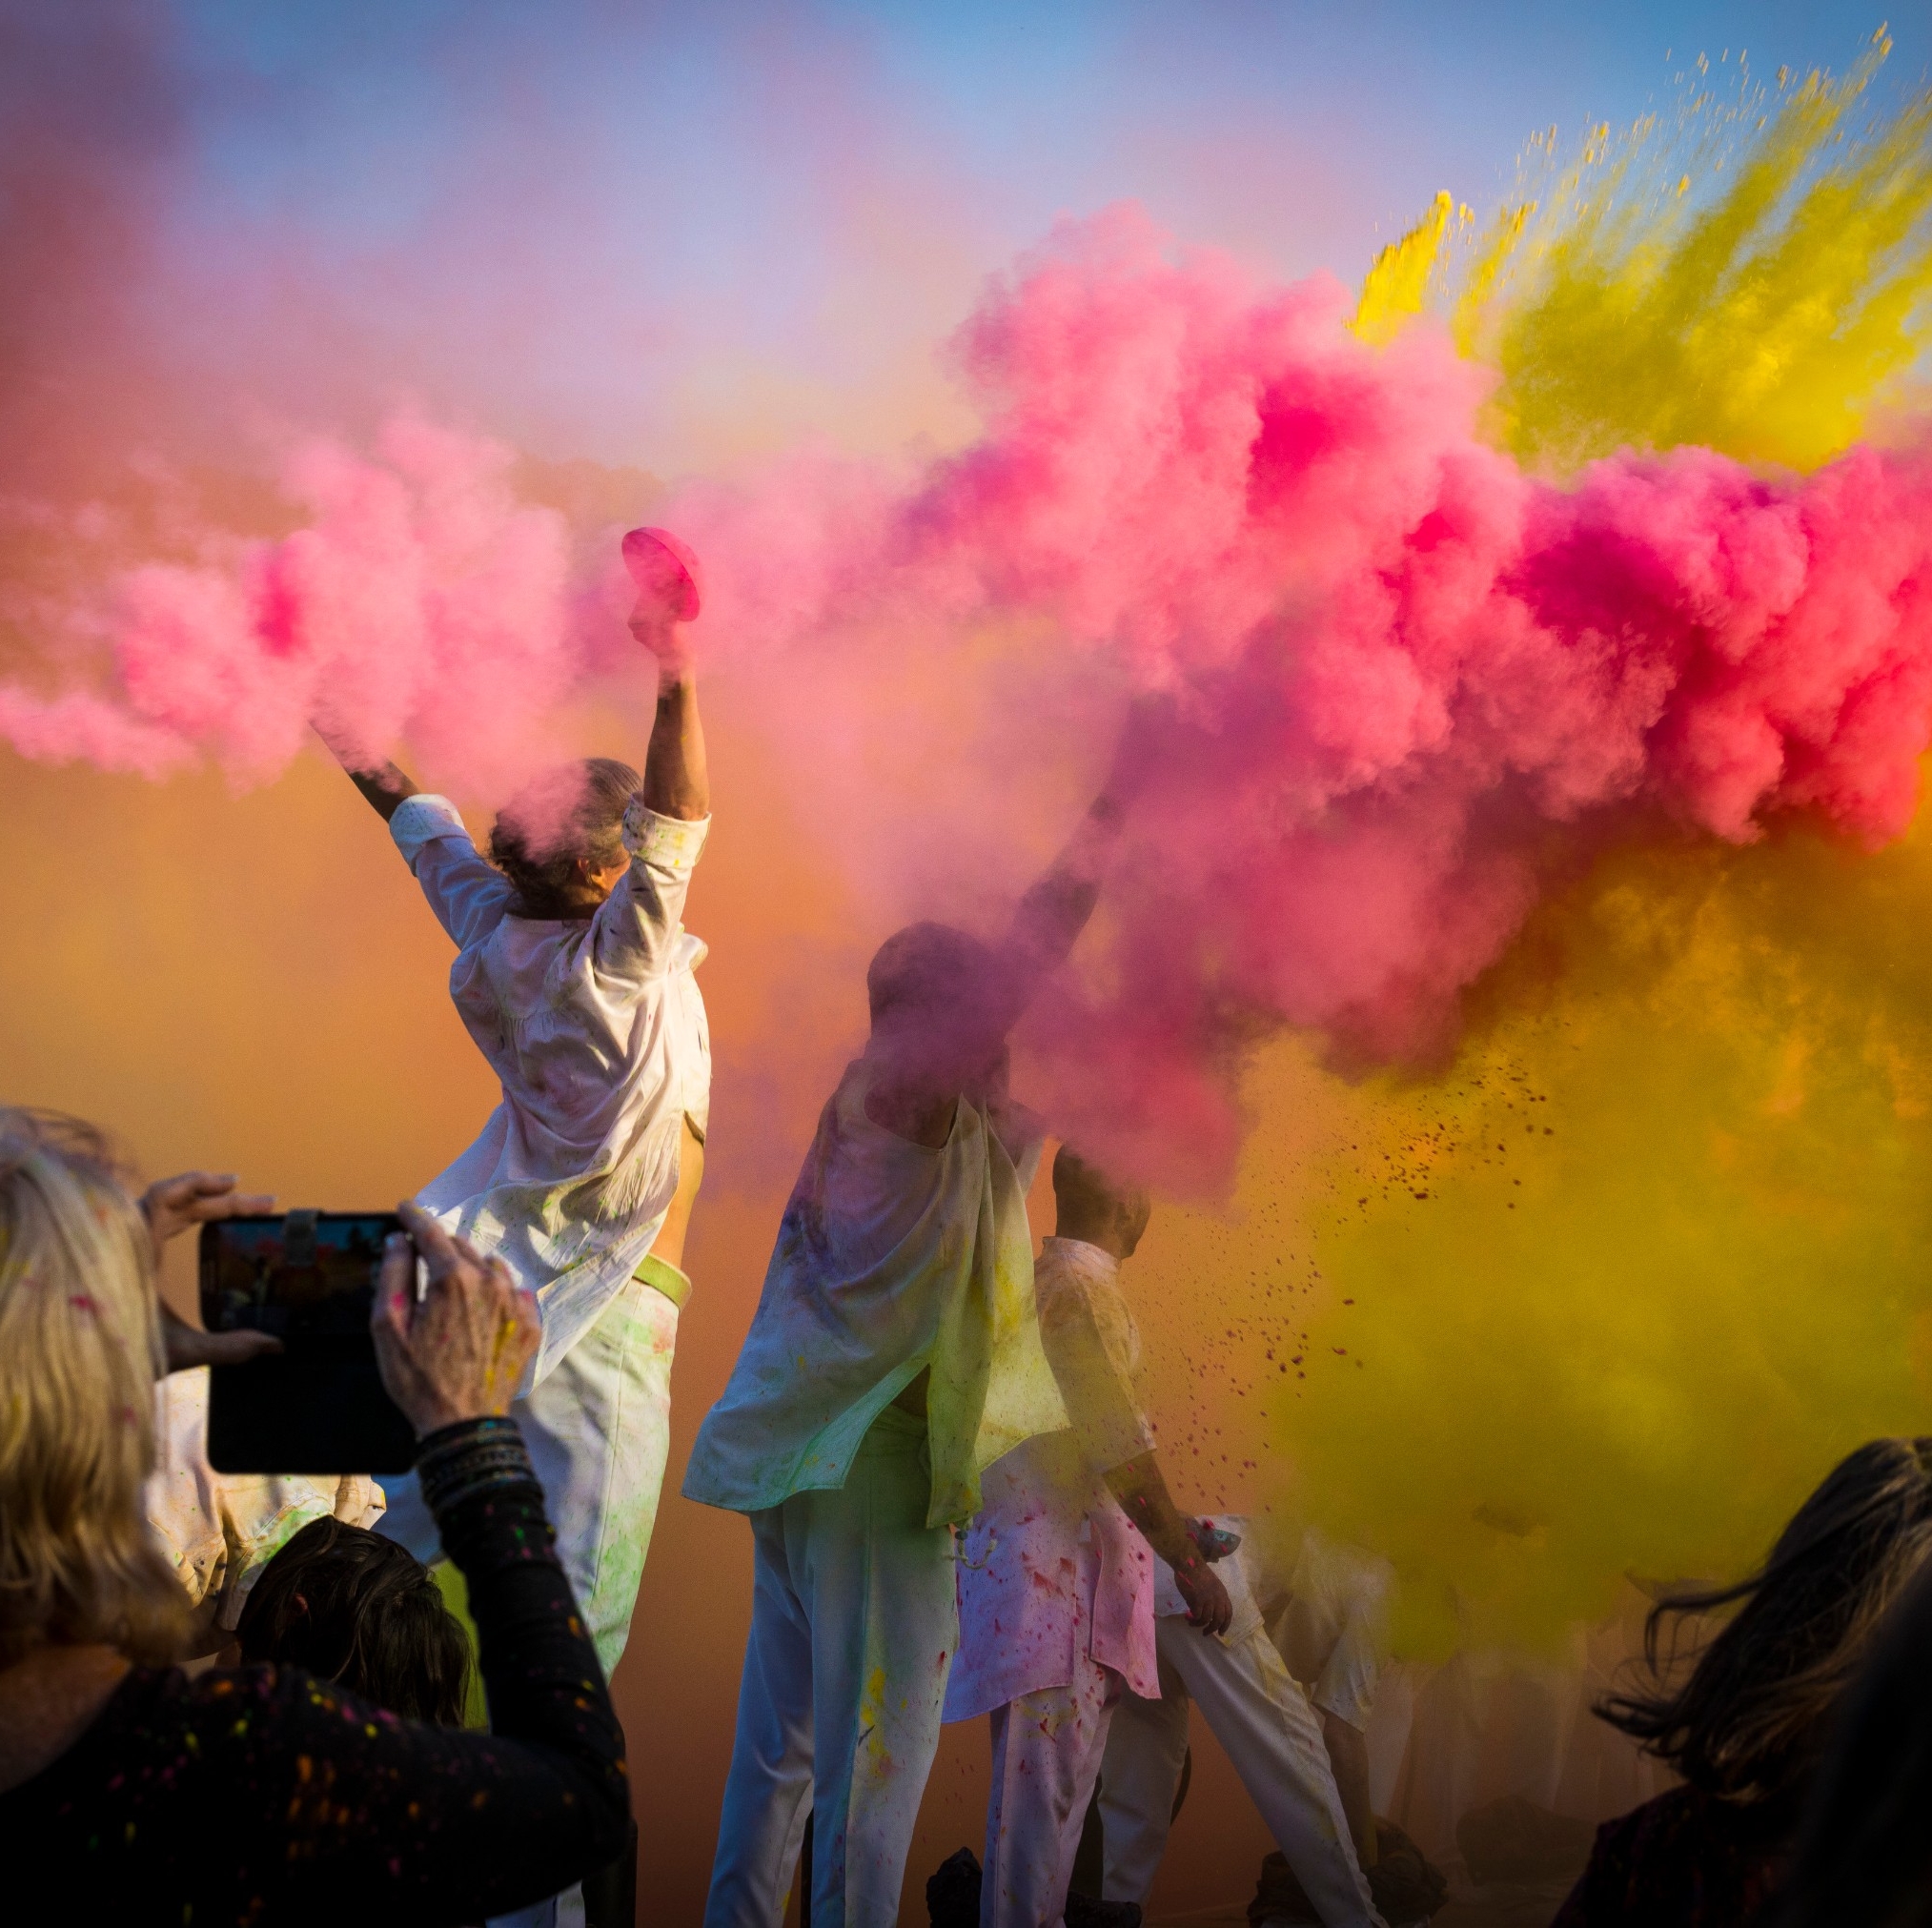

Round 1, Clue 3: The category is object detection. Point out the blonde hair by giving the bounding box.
[0,1108,188,1667]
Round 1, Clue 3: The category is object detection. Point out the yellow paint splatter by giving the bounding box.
[1352,190,1455,347]
[1451,41,1932,472]
[1209,41,1932,1656]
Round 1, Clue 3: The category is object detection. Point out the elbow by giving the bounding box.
[644,784,708,823]
[581,1766,634,1866]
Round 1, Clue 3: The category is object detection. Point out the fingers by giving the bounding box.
[397,1201,460,1274]
[141,1173,276,1248]
[193,1188,276,1222]
[376,1230,417,1335]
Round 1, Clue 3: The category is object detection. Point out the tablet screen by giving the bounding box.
[200,1212,418,1473]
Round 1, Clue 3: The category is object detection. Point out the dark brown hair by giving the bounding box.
[235,1516,471,1726]
[1597,1437,1932,1804]
[488,757,640,915]
[1762,1555,1932,1927]
[1051,1145,1150,1248]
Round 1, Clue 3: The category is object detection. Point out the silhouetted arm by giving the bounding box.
[315,725,419,822]
[642,670,709,822]
[1003,697,1166,998]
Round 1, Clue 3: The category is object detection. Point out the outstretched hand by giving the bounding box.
[141,1170,275,1251]
[143,1172,286,1374]
[371,1202,540,1436]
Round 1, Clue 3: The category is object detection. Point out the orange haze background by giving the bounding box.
[0,676,1299,1919]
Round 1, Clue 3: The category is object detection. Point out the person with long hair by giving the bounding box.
[1551,1436,1932,1926]
[1759,1552,1932,1928]
[0,1107,629,1924]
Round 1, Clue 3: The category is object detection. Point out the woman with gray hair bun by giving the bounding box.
[0,1107,630,1926]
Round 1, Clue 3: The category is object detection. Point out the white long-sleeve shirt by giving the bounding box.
[389,791,710,1383]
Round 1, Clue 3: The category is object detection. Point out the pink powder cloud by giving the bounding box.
[10,207,1931,1180]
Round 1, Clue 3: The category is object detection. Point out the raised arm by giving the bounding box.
[314,725,420,822]
[1004,694,1166,987]
[626,527,709,823]
[641,663,709,822]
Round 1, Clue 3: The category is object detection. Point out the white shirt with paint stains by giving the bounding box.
[389,792,710,1384]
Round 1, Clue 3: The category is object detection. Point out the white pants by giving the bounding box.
[703,1404,957,1928]
[379,1271,680,1928]
[1100,1618,1385,1928]
[378,1268,681,1679]
[982,1654,1120,1928]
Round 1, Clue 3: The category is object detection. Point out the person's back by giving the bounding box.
[386,754,710,1381]
[1553,1436,1932,1928]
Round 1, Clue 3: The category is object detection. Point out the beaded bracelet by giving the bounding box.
[417,1415,538,1515]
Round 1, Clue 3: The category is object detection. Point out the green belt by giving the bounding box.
[633,1250,692,1310]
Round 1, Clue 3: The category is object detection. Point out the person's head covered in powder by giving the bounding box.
[864,919,1027,1118]
[487,756,642,920]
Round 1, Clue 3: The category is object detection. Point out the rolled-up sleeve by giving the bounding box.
[390,794,514,949]
[593,799,710,984]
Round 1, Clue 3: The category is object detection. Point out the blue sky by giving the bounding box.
[153,1,1923,472]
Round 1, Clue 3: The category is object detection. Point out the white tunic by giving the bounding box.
[945,1237,1162,1720]
[681,1055,1066,1528]
[389,791,710,1383]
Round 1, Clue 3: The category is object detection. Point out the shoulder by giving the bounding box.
[1036,1237,1116,1303]
[134,1663,405,1756]
[389,793,476,863]
[1572,1787,1781,1914]
[8,1664,315,1814]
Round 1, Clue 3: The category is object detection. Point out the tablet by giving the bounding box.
[200,1211,418,1474]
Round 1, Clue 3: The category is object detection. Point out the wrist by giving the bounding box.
[417,1415,536,1515]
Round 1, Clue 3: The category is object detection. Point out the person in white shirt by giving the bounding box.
[682,750,1139,1928]
[319,527,711,1700]
[945,1149,1233,1928]
[1097,1518,1391,1927]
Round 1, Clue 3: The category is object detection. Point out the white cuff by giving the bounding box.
[621,800,710,874]
[389,793,470,867]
